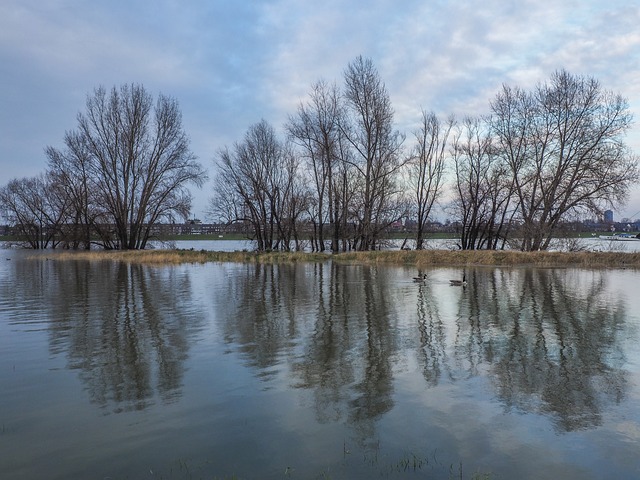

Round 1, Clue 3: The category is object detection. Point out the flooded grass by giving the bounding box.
[333,249,640,268]
[44,249,332,265]
[42,248,640,268]
[149,451,492,480]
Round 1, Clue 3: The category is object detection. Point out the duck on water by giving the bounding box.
[450,273,466,286]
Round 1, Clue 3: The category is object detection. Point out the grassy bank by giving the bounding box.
[46,249,332,265]
[334,249,640,267]
[42,248,640,268]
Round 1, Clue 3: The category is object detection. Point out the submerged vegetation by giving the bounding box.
[43,248,640,268]
[334,249,640,268]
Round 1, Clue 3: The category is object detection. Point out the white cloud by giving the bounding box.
[1,0,639,217]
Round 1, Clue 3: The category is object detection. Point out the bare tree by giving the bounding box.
[287,80,345,252]
[272,142,309,250]
[0,174,69,249]
[45,130,100,249]
[212,120,305,251]
[451,117,517,250]
[492,70,639,250]
[408,110,454,249]
[334,133,360,251]
[49,84,206,250]
[341,56,405,250]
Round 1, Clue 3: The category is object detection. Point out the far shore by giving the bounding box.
[39,248,640,268]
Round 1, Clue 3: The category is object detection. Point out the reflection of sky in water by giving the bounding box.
[1,253,639,479]
[147,236,640,253]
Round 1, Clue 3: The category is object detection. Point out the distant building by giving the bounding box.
[604,210,614,223]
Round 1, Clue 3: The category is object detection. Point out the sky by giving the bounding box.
[2,0,640,222]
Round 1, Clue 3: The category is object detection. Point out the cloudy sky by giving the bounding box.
[2,0,640,221]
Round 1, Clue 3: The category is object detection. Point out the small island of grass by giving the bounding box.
[44,248,640,269]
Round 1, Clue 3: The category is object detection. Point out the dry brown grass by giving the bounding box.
[46,249,210,264]
[45,249,332,265]
[332,249,640,268]
[41,248,640,268]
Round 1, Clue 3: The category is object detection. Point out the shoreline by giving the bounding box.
[38,248,640,268]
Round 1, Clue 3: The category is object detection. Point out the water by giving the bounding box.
[146,236,640,253]
[1,249,640,479]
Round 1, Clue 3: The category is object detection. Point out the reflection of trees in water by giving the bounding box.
[218,263,397,439]
[347,266,395,441]
[415,274,451,386]
[32,260,201,412]
[448,268,628,431]
[215,262,630,435]
[217,262,309,378]
[290,263,356,423]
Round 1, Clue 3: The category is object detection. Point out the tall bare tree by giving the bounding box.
[0,174,69,249]
[45,130,99,249]
[451,117,517,250]
[272,142,309,251]
[287,80,344,252]
[492,70,639,250]
[341,56,405,250]
[408,110,454,249]
[48,84,206,250]
[212,120,304,251]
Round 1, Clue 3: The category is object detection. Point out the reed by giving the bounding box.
[41,248,640,268]
[47,249,211,264]
[45,249,332,265]
[331,249,640,268]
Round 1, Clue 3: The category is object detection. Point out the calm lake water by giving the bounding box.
[1,249,640,479]
[149,237,640,253]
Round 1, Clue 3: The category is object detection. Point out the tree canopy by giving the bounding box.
[1,84,206,249]
[2,66,638,252]
[212,61,638,252]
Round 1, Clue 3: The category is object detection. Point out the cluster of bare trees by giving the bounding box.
[211,56,433,252]
[0,174,69,249]
[212,120,303,251]
[212,61,638,252]
[0,84,206,249]
[452,70,639,250]
[2,63,637,251]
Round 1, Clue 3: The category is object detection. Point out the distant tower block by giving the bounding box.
[604,210,614,223]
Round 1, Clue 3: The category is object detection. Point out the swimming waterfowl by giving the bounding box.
[413,274,427,282]
[449,273,466,286]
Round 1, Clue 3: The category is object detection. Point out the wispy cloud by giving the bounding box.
[1,0,639,216]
